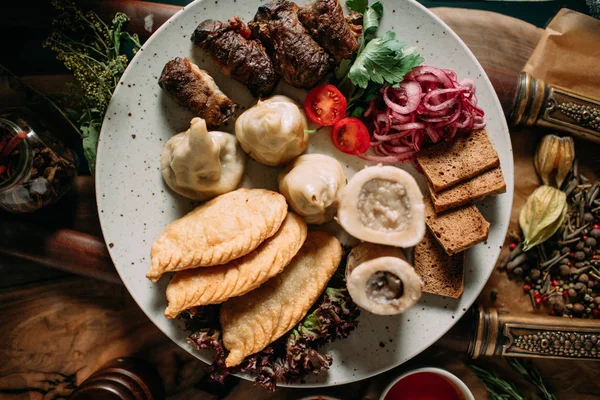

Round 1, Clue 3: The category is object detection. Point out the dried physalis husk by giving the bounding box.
[534,134,575,187]
[519,185,567,251]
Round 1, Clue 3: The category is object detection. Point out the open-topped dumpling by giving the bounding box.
[235,95,309,166]
[337,165,425,247]
[278,154,346,225]
[161,117,246,201]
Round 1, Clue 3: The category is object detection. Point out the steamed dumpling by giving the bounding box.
[235,95,308,166]
[161,117,246,201]
[278,154,346,224]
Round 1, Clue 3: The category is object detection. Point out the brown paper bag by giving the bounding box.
[524,8,600,99]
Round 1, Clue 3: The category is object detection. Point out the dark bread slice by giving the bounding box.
[417,129,500,192]
[424,197,490,256]
[429,166,507,212]
[414,230,465,298]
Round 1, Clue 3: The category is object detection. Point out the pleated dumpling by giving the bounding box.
[161,117,246,201]
[278,154,346,224]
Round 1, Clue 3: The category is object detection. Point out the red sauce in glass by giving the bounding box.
[384,372,465,400]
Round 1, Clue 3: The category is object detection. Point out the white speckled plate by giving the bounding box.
[96,0,513,387]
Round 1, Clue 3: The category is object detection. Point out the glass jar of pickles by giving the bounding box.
[0,108,77,213]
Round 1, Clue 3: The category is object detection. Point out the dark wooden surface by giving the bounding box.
[1,4,600,400]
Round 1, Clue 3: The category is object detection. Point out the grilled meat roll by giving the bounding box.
[250,0,331,90]
[158,57,235,127]
[298,0,359,63]
[192,17,279,97]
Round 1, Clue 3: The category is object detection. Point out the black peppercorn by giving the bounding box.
[560,257,570,265]
[559,264,571,277]
[583,247,593,256]
[591,229,600,238]
[513,267,524,276]
[553,300,565,314]
[578,274,590,283]
[576,241,585,250]
[568,288,578,298]
[561,246,571,255]
[594,297,600,306]
[574,282,587,293]
[575,251,586,261]
[574,262,585,268]
[573,303,585,315]
[521,263,531,271]
[585,237,597,247]
[583,212,595,223]
[529,269,541,280]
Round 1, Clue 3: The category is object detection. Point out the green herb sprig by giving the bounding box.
[337,0,423,117]
[44,0,140,173]
[470,359,557,400]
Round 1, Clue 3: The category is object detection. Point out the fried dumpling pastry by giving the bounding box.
[164,212,307,318]
[161,117,246,201]
[220,231,342,367]
[147,188,287,282]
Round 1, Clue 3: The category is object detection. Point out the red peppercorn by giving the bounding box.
[535,297,543,304]
[551,280,558,287]
[534,291,541,298]
[542,296,548,303]
[509,243,517,250]
[569,261,573,266]
[594,224,600,230]
[584,235,589,240]
[593,309,600,317]
[523,284,531,292]
[569,252,575,258]
[550,310,556,316]
[562,290,568,298]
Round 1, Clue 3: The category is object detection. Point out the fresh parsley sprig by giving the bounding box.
[337,0,424,117]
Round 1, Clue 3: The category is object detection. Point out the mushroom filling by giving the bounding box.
[366,271,404,303]
[357,179,412,232]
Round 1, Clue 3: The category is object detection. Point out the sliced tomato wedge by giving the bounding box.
[304,84,347,126]
[331,117,370,155]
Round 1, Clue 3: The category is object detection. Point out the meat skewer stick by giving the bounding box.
[158,57,236,127]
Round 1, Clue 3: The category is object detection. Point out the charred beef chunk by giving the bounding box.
[250,0,332,90]
[158,57,236,127]
[193,17,279,97]
[298,0,359,64]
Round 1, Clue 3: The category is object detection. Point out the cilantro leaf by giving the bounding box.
[346,0,368,14]
[347,30,423,89]
[363,1,383,36]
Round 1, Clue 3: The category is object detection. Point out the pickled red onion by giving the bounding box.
[362,65,485,164]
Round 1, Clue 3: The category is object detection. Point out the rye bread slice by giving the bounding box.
[414,230,465,298]
[428,166,507,213]
[417,129,500,192]
[424,197,490,256]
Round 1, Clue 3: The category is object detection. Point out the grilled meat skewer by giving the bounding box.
[192,17,279,97]
[250,0,332,90]
[298,0,360,63]
[158,57,236,127]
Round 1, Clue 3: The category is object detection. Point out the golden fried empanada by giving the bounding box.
[164,213,307,318]
[147,188,287,282]
[220,231,342,367]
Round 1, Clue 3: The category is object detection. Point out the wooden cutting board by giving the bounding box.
[1,7,599,400]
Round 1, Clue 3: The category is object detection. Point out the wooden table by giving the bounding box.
[1,6,600,400]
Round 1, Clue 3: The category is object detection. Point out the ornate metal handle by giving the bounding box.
[470,306,600,360]
[511,71,600,143]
